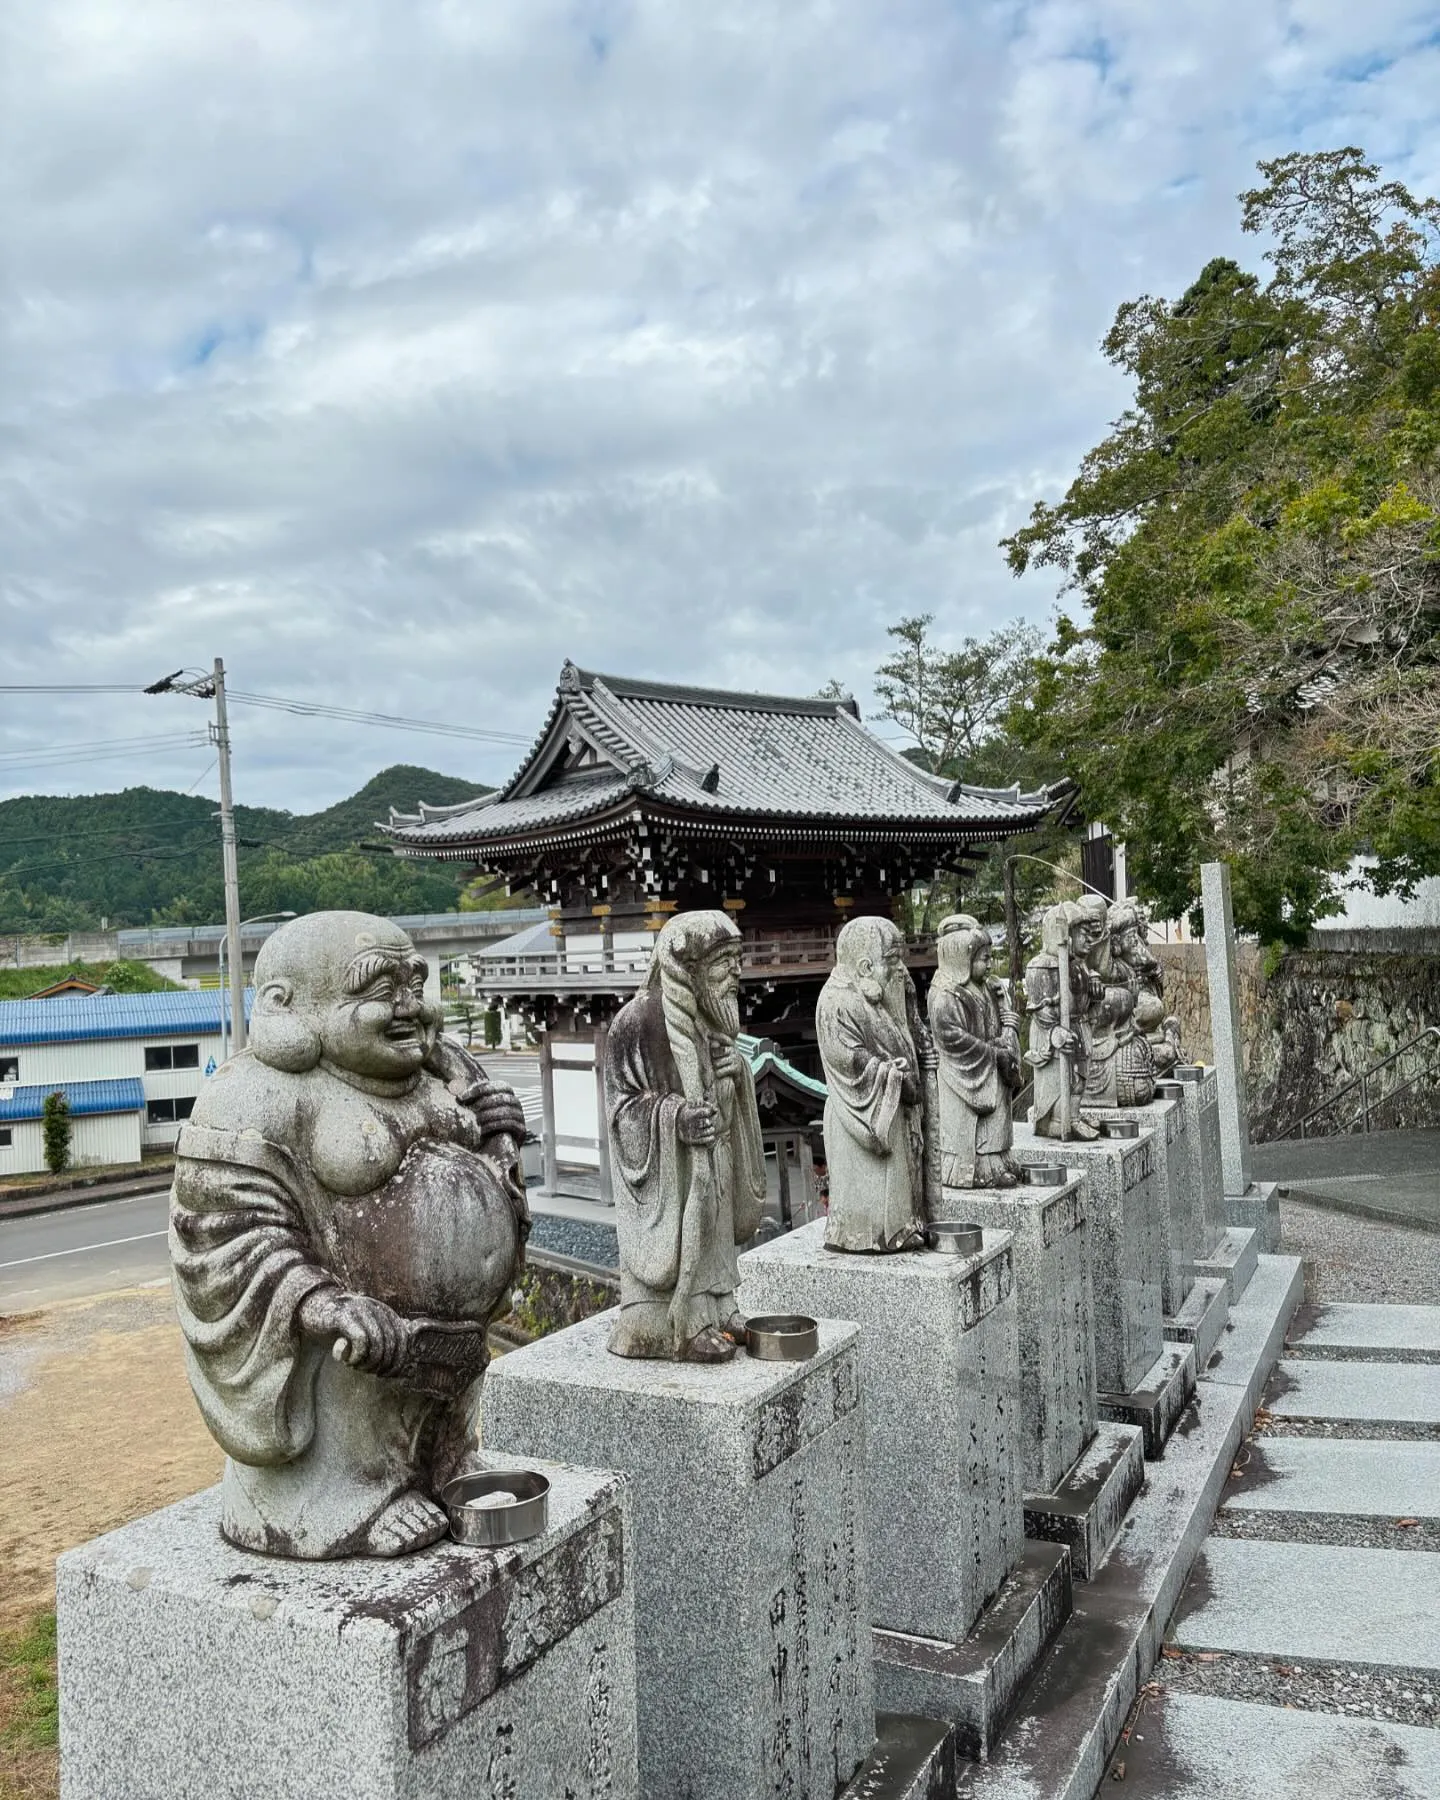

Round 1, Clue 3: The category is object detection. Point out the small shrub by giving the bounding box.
[41,1091,71,1175]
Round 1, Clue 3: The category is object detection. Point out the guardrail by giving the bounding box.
[1284,1025,1440,1138]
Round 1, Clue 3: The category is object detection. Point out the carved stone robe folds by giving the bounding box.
[818,982,925,1252]
[605,990,767,1356]
[930,980,1021,1187]
[1024,951,1092,1136]
[170,1046,526,1558]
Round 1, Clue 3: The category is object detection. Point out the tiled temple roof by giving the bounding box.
[383,664,1070,853]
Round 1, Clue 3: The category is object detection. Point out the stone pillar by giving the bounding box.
[57,1464,639,1800]
[483,1313,874,1800]
[1200,861,1252,1195]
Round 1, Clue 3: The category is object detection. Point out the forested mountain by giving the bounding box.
[0,765,497,934]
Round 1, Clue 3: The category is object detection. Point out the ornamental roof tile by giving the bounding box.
[383,663,1068,849]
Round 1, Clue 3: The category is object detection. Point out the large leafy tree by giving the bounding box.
[1003,149,1440,942]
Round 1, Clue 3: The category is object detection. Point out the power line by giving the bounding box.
[0,732,208,763]
[225,689,530,746]
[0,685,145,693]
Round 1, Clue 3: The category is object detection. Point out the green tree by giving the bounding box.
[1003,148,1440,942]
[42,1090,71,1175]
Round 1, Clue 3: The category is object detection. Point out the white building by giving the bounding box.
[0,989,249,1175]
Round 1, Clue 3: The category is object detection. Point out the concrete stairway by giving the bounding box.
[1114,1300,1440,1796]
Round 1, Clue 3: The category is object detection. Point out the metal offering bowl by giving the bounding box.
[1174,1065,1205,1083]
[745,1314,820,1362]
[1157,1080,1186,1101]
[1022,1163,1067,1186]
[1101,1119,1141,1139]
[442,1468,550,1547]
[925,1220,985,1256]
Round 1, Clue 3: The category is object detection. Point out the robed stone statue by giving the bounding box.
[929,915,1024,1188]
[170,912,529,1559]
[817,914,930,1253]
[1024,901,1102,1141]
[605,909,767,1363]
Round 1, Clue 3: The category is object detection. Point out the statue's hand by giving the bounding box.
[678,1101,720,1147]
[1050,1026,1081,1055]
[299,1289,410,1377]
[467,1089,527,1148]
[709,1038,742,1082]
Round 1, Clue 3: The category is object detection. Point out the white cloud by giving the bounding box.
[2,0,1438,811]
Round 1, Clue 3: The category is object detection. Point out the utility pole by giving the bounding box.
[212,659,247,1052]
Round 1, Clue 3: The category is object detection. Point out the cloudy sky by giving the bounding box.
[4,0,1439,813]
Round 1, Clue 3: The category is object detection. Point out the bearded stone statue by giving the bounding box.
[929,916,1024,1187]
[1024,901,1102,1141]
[1079,896,1156,1108]
[170,912,529,1559]
[817,914,930,1253]
[605,910,768,1362]
[1108,900,1187,1079]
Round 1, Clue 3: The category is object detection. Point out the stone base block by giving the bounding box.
[1192,1225,1259,1304]
[874,1542,1072,1763]
[56,1466,638,1800]
[483,1311,874,1800]
[1165,1274,1230,1374]
[1099,1342,1198,1459]
[843,1713,956,1799]
[1079,1094,1195,1315]
[1226,1179,1281,1253]
[1023,1421,1145,1579]
[740,1219,1023,1643]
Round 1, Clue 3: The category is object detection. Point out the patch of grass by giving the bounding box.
[0,1614,57,1753]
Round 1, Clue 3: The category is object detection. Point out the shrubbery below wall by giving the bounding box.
[1157,943,1440,1141]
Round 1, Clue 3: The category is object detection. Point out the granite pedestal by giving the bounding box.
[1080,1093,1197,1314]
[57,1461,638,1800]
[1177,1066,1229,1255]
[1010,1125,1166,1396]
[482,1311,874,1800]
[1226,1178,1282,1254]
[739,1222,1073,1758]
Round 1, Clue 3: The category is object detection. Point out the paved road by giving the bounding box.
[0,1186,172,1313]
[1252,1127,1440,1233]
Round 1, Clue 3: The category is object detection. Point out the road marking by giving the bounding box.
[0,1230,170,1271]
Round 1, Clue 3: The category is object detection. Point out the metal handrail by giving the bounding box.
[1287,1025,1440,1139]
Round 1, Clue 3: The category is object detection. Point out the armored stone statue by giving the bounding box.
[1108,900,1187,1078]
[1081,897,1156,1108]
[170,912,529,1559]
[818,915,930,1252]
[929,916,1024,1188]
[605,909,767,1362]
[1024,901,1102,1141]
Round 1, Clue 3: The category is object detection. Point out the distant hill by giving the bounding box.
[0,765,497,936]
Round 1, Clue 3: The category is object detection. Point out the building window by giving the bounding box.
[0,1057,17,1083]
[145,1044,201,1072]
[146,1096,197,1125]
[0,1128,11,1147]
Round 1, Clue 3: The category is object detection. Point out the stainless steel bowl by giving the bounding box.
[1101,1118,1141,1139]
[745,1314,820,1361]
[925,1220,985,1256]
[1022,1163,1067,1186]
[1174,1064,1205,1084]
[442,1468,550,1547]
[1157,1080,1185,1100]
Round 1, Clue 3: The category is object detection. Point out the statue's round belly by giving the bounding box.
[326,1139,520,1324]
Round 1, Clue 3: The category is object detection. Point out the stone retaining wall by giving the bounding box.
[1156,943,1440,1141]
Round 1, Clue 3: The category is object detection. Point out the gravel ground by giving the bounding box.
[527,1213,619,1269]
[1154,1649,1440,1730]
[1253,1416,1440,1442]
[1209,1509,1440,1553]
[1285,1343,1440,1364]
[1280,1195,1440,1305]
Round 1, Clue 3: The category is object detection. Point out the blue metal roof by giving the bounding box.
[0,988,253,1048]
[0,1077,146,1122]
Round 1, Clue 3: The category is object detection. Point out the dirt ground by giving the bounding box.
[0,1286,221,1799]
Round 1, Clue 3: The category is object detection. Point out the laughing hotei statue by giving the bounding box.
[817,914,932,1252]
[1024,900,1102,1141]
[605,909,768,1363]
[928,914,1025,1188]
[169,912,530,1559]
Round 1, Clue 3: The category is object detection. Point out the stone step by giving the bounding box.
[1165,1276,1230,1373]
[1291,1301,1440,1363]
[1171,1539,1440,1671]
[1099,1343,1197,1459]
[1024,1421,1146,1580]
[1191,1226,1258,1304]
[1106,1691,1440,1798]
[1225,1180,1280,1254]
[843,1713,955,1799]
[1225,1438,1440,1521]
[1269,1358,1440,1427]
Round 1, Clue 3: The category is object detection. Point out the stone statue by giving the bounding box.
[929,916,1024,1187]
[170,912,529,1559]
[1108,900,1187,1078]
[1024,901,1102,1140]
[818,915,930,1252]
[605,910,767,1362]
[1081,897,1156,1108]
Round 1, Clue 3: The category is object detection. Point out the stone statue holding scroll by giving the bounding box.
[170,912,529,1559]
[818,914,930,1252]
[1024,901,1102,1141]
[604,909,768,1362]
[929,915,1024,1187]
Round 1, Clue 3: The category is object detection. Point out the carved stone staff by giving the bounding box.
[1057,931,1074,1141]
[906,977,943,1219]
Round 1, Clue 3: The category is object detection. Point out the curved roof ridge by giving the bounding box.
[574,666,860,718]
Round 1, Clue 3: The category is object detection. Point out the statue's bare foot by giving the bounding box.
[681,1326,736,1363]
[363,1491,448,1557]
[718,1311,748,1344]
